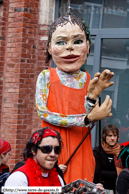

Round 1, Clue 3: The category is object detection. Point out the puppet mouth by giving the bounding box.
[61,55,80,62]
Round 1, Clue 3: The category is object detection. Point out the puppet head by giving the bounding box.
[46,14,91,73]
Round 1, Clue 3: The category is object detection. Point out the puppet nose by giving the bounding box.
[66,42,74,51]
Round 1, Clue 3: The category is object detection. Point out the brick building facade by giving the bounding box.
[0,0,55,170]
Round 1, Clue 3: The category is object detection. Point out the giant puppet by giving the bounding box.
[36,14,114,183]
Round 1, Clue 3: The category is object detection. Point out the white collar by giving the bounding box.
[41,172,49,177]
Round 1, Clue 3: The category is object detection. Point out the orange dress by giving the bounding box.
[42,68,95,184]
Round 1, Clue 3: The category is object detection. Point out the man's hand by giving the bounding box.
[87,95,112,122]
[84,179,105,192]
[59,164,67,173]
[95,183,105,191]
[88,69,114,100]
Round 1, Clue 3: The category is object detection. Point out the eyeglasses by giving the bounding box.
[37,145,61,155]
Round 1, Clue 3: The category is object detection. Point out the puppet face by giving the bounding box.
[48,22,90,73]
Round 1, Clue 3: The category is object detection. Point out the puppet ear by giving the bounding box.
[86,40,90,55]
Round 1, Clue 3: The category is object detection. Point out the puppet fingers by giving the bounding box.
[99,69,114,81]
[89,77,99,85]
[104,71,114,83]
[101,95,112,117]
[105,81,114,88]
[107,96,113,117]
[104,95,112,105]
[101,95,112,109]
[94,72,101,78]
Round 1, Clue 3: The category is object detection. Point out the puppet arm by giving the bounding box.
[36,70,95,127]
[36,70,112,127]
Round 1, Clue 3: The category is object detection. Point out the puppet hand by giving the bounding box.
[87,95,112,122]
[59,164,67,173]
[88,69,114,99]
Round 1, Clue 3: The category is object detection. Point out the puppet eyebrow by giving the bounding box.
[72,34,85,38]
[56,34,85,39]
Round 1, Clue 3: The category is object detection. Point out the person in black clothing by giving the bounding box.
[93,124,121,194]
[116,141,129,194]
[116,169,129,194]
[0,139,11,193]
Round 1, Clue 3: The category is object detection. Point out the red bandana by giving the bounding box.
[43,129,58,138]
[32,129,58,145]
[0,139,11,154]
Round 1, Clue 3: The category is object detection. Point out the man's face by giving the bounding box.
[34,137,59,173]
[48,22,90,73]
[106,131,118,147]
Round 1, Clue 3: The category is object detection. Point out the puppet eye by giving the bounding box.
[56,41,66,45]
[74,40,83,44]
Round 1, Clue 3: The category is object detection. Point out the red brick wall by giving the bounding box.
[0,0,9,135]
[0,0,51,170]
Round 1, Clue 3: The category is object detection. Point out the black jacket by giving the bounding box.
[93,145,117,190]
[0,165,10,194]
[116,169,129,194]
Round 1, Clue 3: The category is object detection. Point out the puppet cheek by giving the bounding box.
[81,46,87,53]
[52,46,60,55]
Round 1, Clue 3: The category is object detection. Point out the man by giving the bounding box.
[4,127,65,193]
[4,127,105,194]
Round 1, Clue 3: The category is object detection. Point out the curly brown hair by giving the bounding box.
[23,127,63,160]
